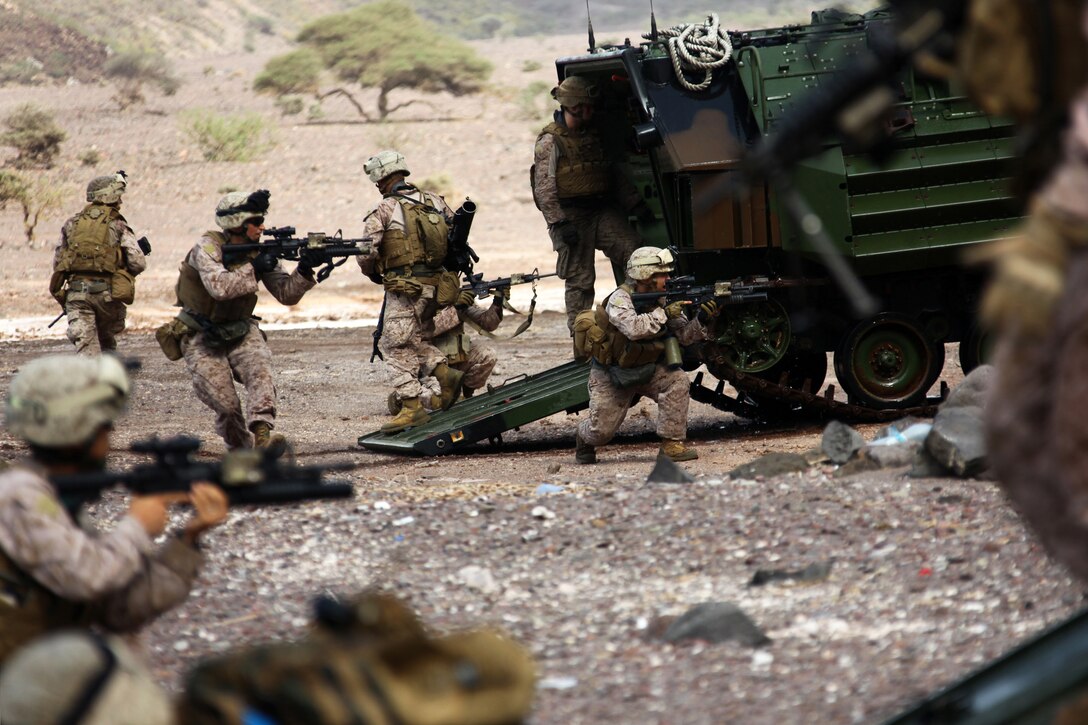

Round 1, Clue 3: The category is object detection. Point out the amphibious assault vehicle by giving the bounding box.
[359,6,1018,455]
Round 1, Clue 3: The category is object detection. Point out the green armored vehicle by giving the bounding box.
[359,7,1017,455]
[581,6,1015,411]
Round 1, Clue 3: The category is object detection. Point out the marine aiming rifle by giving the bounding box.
[221,227,372,282]
[50,435,354,513]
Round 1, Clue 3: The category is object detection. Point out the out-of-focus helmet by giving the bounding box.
[0,632,173,725]
[4,354,130,447]
[215,189,270,230]
[86,170,127,204]
[551,76,599,108]
[364,149,410,184]
[626,246,675,281]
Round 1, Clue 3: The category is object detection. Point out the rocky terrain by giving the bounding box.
[0,10,1083,724]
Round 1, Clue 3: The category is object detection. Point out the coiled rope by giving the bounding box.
[644,13,733,92]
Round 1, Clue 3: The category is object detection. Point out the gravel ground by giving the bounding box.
[0,315,1083,724]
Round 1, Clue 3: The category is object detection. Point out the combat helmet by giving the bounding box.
[626,246,675,281]
[215,189,270,231]
[364,149,410,184]
[4,354,130,447]
[551,76,599,108]
[86,170,127,205]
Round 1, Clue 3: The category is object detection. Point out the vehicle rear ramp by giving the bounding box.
[357,361,590,456]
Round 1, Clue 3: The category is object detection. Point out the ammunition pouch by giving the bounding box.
[607,361,657,388]
[155,318,192,361]
[614,338,665,368]
[383,276,425,299]
[572,309,601,363]
[435,270,463,307]
[434,330,470,365]
[110,268,136,305]
[179,310,250,351]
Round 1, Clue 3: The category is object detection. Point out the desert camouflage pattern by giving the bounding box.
[0,464,203,656]
[987,26,1088,583]
[577,287,709,447]
[180,235,314,448]
[431,301,504,391]
[379,289,445,401]
[358,187,454,401]
[534,131,641,332]
[54,213,146,354]
[356,187,454,279]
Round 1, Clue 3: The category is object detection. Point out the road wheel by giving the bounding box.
[958,323,993,374]
[711,299,791,373]
[834,313,944,408]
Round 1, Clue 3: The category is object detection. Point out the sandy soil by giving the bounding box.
[0,33,1083,725]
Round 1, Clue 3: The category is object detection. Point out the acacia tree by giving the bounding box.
[0,170,64,245]
[262,0,492,121]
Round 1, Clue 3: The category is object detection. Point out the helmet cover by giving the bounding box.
[215,189,270,230]
[364,149,410,184]
[626,246,675,281]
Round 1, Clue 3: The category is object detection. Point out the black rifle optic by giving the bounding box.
[222,227,372,282]
[444,200,479,278]
[51,435,354,513]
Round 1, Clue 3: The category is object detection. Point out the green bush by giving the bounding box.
[180,110,275,162]
[104,47,180,109]
[417,173,459,200]
[521,60,542,73]
[254,48,322,97]
[78,148,103,166]
[274,95,305,116]
[0,104,66,168]
[515,80,551,121]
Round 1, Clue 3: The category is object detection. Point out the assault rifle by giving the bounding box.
[221,227,372,282]
[444,200,479,278]
[630,275,775,308]
[460,270,558,303]
[51,435,354,513]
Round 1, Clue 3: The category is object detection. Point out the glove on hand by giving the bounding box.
[455,289,477,310]
[696,299,719,324]
[632,202,655,226]
[554,222,579,247]
[251,252,277,274]
[664,300,689,320]
[296,250,316,280]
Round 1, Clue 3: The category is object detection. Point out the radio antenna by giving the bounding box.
[586,0,596,51]
[649,0,659,41]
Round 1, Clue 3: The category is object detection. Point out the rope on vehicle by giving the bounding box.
[644,12,733,92]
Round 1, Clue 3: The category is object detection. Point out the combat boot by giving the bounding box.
[251,421,287,460]
[381,397,430,433]
[428,363,465,412]
[660,438,698,462]
[575,432,597,464]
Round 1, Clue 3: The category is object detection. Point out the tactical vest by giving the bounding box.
[53,204,123,277]
[0,543,91,666]
[175,232,258,323]
[542,122,612,200]
[378,195,449,274]
[573,286,665,367]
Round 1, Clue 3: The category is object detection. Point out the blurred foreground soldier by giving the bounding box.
[532,75,648,334]
[157,190,314,455]
[50,171,147,355]
[179,590,536,725]
[572,247,717,464]
[389,289,506,414]
[966,1,1088,579]
[0,631,174,725]
[358,149,466,433]
[0,354,227,665]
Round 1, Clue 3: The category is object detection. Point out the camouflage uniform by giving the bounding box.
[577,287,708,447]
[0,463,203,664]
[986,13,1088,582]
[429,299,504,395]
[534,114,643,332]
[52,209,146,354]
[179,233,314,449]
[358,186,454,402]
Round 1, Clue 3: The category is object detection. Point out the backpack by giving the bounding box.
[177,592,536,725]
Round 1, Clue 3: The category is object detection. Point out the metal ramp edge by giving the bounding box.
[357,361,590,456]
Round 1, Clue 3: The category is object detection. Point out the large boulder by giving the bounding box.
[925,365,993,477]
